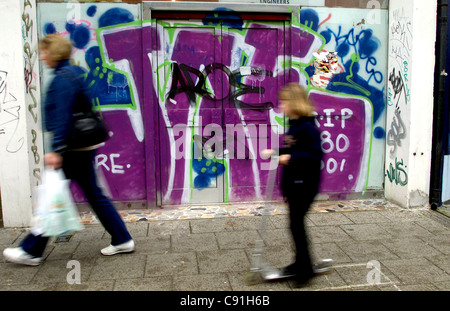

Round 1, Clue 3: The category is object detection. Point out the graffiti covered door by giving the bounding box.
[155,15,287,205]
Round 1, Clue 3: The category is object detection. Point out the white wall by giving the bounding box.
[385,0,437,208]
[0,0,43,227]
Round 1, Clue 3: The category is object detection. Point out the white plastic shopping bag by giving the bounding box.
[31,169,84,237]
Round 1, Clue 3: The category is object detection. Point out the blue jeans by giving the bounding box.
[20,150,132,257]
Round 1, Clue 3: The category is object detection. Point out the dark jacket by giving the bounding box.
[280,116,323,198]
[44,59,90,153]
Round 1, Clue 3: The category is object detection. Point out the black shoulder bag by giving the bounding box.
[60,68,108,150]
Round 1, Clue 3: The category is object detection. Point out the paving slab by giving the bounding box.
[145,252,198,277]
[114,277,172,291]
[173,273,232,291]
[381,237,444,259]
[381,257,450,284]
[310,242,352,264]
[342,211,392,224]
[307,226,353,243]
[216,230,260,250]
[307,213,354,226]
[339,224,392,241]
[190,218,235,233]
[336,240,400,262]
[89,255,146,281]
[171,233,219,253]
[197,249,250,274]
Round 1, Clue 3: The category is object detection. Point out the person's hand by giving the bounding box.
[44,152,63,169]
[261,149,275,159]
[279,154,291,165]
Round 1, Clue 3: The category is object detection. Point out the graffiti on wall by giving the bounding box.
[385,6,412,187]
[0,70,21,152]
[292,7,387,193]
[39,3,147,202]
[23,0,43,186]
[38,3,388,204]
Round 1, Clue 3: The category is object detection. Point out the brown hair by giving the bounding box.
[39,34,72,63]
[278,83,315,117]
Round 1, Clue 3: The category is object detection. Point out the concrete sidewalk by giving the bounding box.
[0,206,449,291]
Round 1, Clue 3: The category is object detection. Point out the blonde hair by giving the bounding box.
[39,34,72,63]
[279,83,315,117]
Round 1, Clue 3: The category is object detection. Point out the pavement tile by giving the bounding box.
[381,237,444,259]
[396,283,440,291]
[269,214,290,229]
[171,233,219,252]
[335,240,399,262]
[190,218,235,233]
[381,258,450,284]
[147,220,191,237]
[0,262,40,285]
[123,222,150,238]
[0,282,57,291]
[216,230,260,250]
[414,218,450,235]
[433,281,450,290]
[259,228,294,246]
[70,225,105,242]
[339,224,392,241]
[46,241,80,260]
[173,273,232,291]
[89,255,146,280]
[381,210,429,222]
[425,254,450,274]
[333,262,398,286]
[229,216,275,231]
[54,280,115,291]
[381,222,432,238]
[310,242,352,264]
[291,269,347,291]
[197,249,249,274]
[307,213,354,226]
[71,240,110,259]
[307,226,352,243]
[0,229,26,246]
[132,236,171,255]
[32,258,96,284]
[145,252,198,277]
[342,211,392,224]
[114,277,173,291]
[420,235,450,255]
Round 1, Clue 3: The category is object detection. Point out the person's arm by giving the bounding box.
[44,72,77,155]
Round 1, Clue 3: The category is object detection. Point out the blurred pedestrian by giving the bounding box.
[263,83,323,286]
[3,34,134,266]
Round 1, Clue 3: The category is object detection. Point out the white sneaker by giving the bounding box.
[3,247,42,266]
[101,240,135,256]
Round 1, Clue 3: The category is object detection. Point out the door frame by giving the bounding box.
[142,2,299,206]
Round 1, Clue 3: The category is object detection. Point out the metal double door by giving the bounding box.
[155,14,287,204]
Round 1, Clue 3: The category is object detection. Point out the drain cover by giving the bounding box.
[54,235,73,243]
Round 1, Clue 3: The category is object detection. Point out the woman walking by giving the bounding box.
[3,34,135,266]
[264,83,323,286]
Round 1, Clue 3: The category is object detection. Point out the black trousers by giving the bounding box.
[286,183,318,281]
